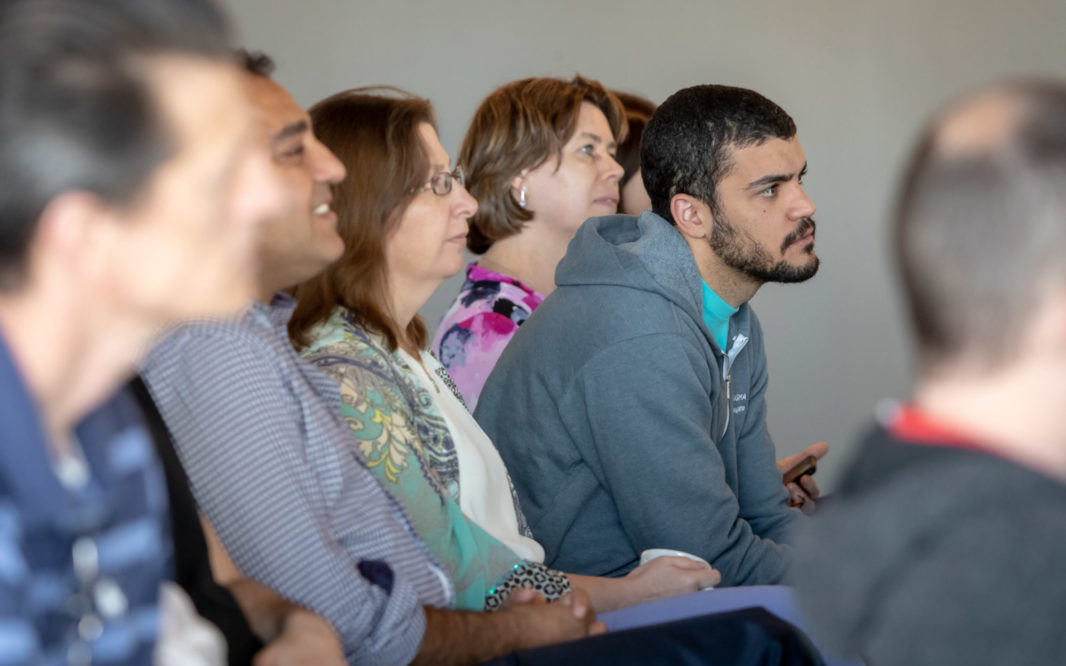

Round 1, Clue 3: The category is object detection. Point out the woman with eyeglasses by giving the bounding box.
[431,76,625,410]
[288,87,720,613]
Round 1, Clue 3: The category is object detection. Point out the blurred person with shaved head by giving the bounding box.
[794,81,1066,666]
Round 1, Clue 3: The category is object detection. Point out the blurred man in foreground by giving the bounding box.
[795,81,1066,665]
[0,0,342,662]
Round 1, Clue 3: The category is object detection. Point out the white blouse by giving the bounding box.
[399,349,545,563]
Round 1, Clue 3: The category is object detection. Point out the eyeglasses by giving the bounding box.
[423,165,465,196]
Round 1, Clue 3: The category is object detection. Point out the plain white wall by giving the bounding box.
[221,0,1066,489]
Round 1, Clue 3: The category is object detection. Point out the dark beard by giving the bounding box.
[709,214,820,284]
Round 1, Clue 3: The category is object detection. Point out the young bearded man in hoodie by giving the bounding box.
[477,85,825,586]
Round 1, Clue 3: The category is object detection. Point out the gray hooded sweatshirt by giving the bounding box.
[475,211,799,585]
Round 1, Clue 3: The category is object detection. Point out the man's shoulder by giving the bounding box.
[797,425,1066,662]
[537,281,696,343]
[488,283,715,402]
[140,308,315,423]
[810,427,1066,562]
[147,308,293,372]
[844,427,1060,497]
[505,300,704,382]
[0,335,50,475]
[161,306,276,345]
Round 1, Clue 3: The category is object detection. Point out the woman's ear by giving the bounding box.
[510,171,529,209]
[509,170,528,192]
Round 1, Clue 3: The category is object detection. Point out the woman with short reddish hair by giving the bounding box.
[432,76,626,409]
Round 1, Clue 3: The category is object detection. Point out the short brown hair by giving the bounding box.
[289,87,434,352]
[642,85,795,224]
[460,75,626,254]
[895,81,1066,372]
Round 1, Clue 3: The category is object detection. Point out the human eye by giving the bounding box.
[277,142,305,162]
[578,144,596,157]
[427,171,454,196]
[759,184,778,197]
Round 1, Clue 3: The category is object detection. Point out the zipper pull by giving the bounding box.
[717,333,748,441]
[721,374,732,439]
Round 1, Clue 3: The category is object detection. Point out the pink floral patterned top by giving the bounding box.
[432,263,545,411]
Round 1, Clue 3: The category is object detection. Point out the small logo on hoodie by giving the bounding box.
[732,392,747,415]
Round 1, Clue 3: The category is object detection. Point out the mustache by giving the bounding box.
[781,217,816,252]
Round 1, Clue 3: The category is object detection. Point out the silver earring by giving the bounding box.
[518,185,527,209]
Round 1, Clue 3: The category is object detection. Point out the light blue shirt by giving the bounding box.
[701,279,739,352]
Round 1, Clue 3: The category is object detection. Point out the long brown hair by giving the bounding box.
[459,75,626,254]
[289,87,434,352]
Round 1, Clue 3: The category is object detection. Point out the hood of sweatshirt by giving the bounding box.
[556,210,706,323]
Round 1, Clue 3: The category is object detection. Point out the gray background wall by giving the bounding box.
[222,0,1066,489]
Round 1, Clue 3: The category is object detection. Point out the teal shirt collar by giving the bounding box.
[701,279,739,352]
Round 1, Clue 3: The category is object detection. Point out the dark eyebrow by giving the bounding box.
[745,162,808,190]
[270,120,309,147]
